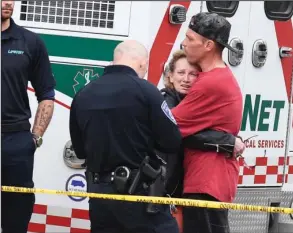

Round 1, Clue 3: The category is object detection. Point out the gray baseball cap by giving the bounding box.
[188,12,238,54]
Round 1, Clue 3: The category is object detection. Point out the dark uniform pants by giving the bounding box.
[1,131,36,233]
[87,181,180,233]
[182,193,230,233]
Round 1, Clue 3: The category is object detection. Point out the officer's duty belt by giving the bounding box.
[87,169,138,184]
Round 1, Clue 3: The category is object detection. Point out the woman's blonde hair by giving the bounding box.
[163,50,200,89]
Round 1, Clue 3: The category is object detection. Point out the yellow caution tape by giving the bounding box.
[2,186,293,214]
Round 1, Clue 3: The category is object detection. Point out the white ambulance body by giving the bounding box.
[11,1,293,232]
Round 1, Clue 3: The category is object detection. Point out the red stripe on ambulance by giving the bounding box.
[274,20,293,103]
[33,204,48,214]
[148,1,191,86]
[46,215,71,227]
[71,208,90,220]
[28,222,46,233]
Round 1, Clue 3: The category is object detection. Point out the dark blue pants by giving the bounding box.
[87,181,180,233]
[1,131,36,233]
[182,193,230,233]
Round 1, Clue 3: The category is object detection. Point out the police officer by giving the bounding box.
[1,1,56,232]
[69,40,182,233]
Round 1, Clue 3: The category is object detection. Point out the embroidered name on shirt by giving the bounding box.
[8,49,24,55]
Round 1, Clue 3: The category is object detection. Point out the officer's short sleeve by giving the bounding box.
[30,35,56,102]
[144,82,182,154]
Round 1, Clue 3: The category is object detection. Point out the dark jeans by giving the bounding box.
[1,131,36,233]
[87,181,179,233]
[182,193,230,233]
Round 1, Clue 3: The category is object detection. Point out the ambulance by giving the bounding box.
[10,1,293,232]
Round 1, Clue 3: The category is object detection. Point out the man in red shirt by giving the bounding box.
[171,12,244,233]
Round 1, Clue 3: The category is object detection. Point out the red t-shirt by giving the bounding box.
[171,66,243,203]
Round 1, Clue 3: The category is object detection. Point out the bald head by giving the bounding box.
[113,40,149,78]
[114,40,148,62]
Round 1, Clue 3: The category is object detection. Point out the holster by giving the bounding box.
[128,156,167,214]
[128,156,161,194]
[146,165,167,214]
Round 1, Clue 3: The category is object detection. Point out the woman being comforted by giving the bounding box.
[159,50,237,232]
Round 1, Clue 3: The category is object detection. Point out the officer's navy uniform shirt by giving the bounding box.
[69,65,181,173]
[1,19,56,132]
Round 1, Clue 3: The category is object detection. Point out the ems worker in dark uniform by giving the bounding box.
[1,1,56,233]
[69,40,182,233]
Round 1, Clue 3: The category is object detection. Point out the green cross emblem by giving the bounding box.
[73,69,99,94]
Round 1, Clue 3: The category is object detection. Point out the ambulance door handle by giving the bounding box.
[254,50,267,57]
[252,39,268,68]
[228,38,244,67]
[63,140,86,169]
[279,46,292,58]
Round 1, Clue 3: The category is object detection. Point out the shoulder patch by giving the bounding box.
[161,100,177,125]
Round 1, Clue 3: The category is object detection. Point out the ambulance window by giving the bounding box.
[18,1,131,36]
[264,1,293,21]
[206,1,239,17]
